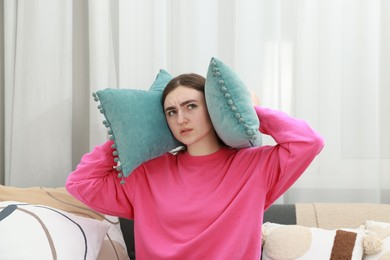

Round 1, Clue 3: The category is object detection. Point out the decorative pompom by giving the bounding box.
[363,228,383,255]
[93,90,128,185]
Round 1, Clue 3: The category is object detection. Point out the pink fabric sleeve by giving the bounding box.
[66,140,135,219]
[254,106,325,209]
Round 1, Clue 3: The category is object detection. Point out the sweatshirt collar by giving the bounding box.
[178,146,235,164]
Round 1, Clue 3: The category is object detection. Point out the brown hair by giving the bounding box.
[162,73,205,105]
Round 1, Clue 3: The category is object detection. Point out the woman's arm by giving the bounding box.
[254,106,325,208]
[66,140,135,219]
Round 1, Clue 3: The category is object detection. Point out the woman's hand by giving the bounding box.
[251,91,260,106]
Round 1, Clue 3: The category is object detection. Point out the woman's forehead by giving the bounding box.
[164,86,204,106]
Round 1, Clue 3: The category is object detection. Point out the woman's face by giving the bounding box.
[163,86,217,152]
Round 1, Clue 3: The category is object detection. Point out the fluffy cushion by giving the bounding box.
[364,220,390,259]
[94,70,181,180]
[205,57,262,148]
[0,201,109,260]
[262,222,366,260]
[0,185,129,260]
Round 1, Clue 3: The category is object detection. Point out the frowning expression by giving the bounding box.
[163,86,214,148]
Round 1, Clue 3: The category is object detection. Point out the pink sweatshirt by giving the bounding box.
[66,106,324,259]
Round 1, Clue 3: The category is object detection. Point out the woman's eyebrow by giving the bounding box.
[164,106,175,112]
[180,99,198,106]
[164,99,198,112]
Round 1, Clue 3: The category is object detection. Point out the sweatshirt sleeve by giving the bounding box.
[66,140,135,219]
[254,106,325,209]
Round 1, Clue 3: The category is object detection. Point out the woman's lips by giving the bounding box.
[180,128,193,135]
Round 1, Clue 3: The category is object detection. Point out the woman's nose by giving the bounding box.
[177,111,187,124]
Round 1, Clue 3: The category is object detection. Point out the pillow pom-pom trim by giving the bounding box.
[210,58,259,145]
[361,228,383,255]
[92,92,126,185]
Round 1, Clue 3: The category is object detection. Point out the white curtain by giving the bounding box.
[3,0,73,187]
[1,0,389,203]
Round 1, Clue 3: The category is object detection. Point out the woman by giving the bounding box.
[66,73,324,259]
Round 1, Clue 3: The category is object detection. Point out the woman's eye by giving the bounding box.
[167,110,176,117]
[187,104,197,110]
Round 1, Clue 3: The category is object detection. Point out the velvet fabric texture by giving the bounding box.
[94,70,181,178]
[205,57,262,148]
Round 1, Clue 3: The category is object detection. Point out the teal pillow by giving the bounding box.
[205,57,262,148]
[93,70,181,182]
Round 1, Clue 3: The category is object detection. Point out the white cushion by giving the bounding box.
[0,201,110,260]
[262,222,365,260]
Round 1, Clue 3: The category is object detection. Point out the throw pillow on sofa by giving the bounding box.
[0,201,110,260]
[0,185,129,260]
[262,222,370,260]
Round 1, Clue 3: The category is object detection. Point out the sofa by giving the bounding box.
[1,185,390,259]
